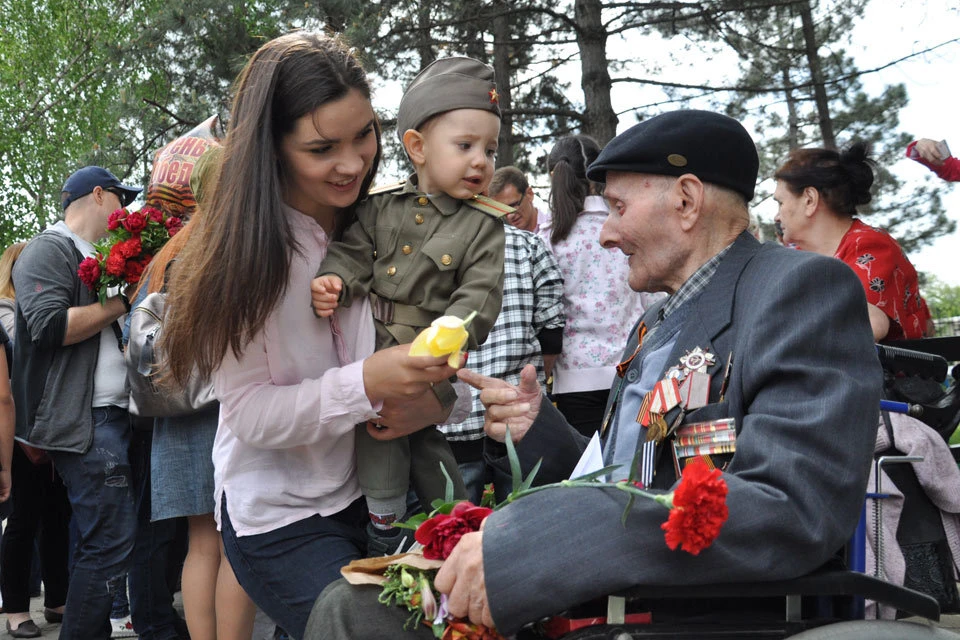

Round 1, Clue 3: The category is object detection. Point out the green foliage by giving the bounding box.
[648,0,953,252]
[925,276,960,320]
[0,0,952,255]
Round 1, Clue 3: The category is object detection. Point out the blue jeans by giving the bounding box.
[128,428,182,640]
[50,406,136,640]
[458,459,492,506]
[220,493,367,640]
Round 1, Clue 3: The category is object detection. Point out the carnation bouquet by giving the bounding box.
[77,206,183,303]
[341,430,729,639]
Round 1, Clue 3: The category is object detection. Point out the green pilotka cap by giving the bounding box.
[396,57,501,142]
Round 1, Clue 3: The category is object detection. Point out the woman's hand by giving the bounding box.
[367,388,453,440]
[914,138,948,166]
[458,364,542,443]
[362,344,456,404]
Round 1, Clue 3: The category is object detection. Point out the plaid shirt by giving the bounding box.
[649,243,734,338]
[439,226,565,441]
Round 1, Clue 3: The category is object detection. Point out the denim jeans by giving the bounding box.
[458,459,492,506]
[50,406,137,640]
[128,428,183,640]
[220,493,367,640]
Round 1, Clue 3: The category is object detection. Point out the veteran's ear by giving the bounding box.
[673,174,706,232]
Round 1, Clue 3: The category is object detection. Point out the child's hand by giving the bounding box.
[311,275,343,318]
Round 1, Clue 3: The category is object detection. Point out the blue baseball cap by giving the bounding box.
[61,166,142,210]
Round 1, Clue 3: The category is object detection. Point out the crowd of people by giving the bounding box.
[0,28,955,640]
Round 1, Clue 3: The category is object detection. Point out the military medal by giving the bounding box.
[679,347,716,375]
[646,413,668,443]
[680,371,711,409]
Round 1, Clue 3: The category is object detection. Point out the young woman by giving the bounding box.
[160,32,458,639]
[774,141,932,341]
[540,134,660,436]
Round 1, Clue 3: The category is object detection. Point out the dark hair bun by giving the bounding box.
[840,140,875,206]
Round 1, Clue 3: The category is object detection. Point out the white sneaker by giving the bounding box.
[110,615,137,638]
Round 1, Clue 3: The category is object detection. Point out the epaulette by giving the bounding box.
[367,180,406,196]
[465,194,513,219]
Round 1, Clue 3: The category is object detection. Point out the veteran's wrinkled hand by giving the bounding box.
[434,530,495,629]
[458,364,541,443]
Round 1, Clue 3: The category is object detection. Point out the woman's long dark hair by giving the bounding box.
[547,134,601,244]
[774,141,875,216]
[161,32,382,383]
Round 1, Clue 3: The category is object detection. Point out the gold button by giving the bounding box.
[441,254,453,266]
[415,213,425,224]
[417,196,429,206]
[386,266,397,276]
[372,250,377,258]
[401,245,412,255]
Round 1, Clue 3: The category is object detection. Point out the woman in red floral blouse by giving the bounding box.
[773,141,932,342]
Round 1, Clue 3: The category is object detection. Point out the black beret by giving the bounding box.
[396,57,501,141]
[586,110,759,201]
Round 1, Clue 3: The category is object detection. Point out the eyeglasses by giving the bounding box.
[105,188,126,204]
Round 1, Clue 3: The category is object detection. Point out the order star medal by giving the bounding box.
[679,347,716,376]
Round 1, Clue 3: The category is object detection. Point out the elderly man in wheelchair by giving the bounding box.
[307,110,959,640]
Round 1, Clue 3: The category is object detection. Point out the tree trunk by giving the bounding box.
[491,0,514,167]
[416,1,435,67]
[574,0,617,145]
[798,0,835,148]
[783,66,799,150]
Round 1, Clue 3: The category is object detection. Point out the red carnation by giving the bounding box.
[122,210,147,234]
[415,501,489,560]
[449,502,492,530]
[123,257,147,284]
[661,457,728,555]
[77,257,101,290]
[105,252,126,277]
[143,207,163,223]
[118,237,142,259]
[165,215,183,236]
[416,514,472,560]
[107,208,126,231]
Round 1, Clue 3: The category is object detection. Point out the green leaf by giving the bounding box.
[626,436,644,486]
[621,493,636,527]
[393,512,427,530]
[519,458,542,492]
[505,425,522,495]
[441,461,455,504]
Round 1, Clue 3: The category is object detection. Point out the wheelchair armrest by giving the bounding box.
[611,569,940,621]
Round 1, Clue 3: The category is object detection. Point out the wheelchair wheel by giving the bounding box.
[789,620,960,639]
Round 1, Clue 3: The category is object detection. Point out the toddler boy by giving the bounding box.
[312,57,507,553]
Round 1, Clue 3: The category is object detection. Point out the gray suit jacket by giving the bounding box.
[482,232,882,635]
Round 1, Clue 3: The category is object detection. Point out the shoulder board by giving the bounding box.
[465,194,513,219]
[367,180,406,196]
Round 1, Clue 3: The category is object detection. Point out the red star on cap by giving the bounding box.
[489,88,499,104]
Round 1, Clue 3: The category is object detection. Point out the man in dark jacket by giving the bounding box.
[13,165,140,639]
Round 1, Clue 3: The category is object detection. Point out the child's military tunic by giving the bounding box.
[319,176,507,352]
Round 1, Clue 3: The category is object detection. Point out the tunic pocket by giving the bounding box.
[421,235,464,272]
[374,224,399,258]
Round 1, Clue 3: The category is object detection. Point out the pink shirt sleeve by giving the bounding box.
[215,341,375,449]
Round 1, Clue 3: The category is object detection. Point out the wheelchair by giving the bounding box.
[518,340,960,640]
